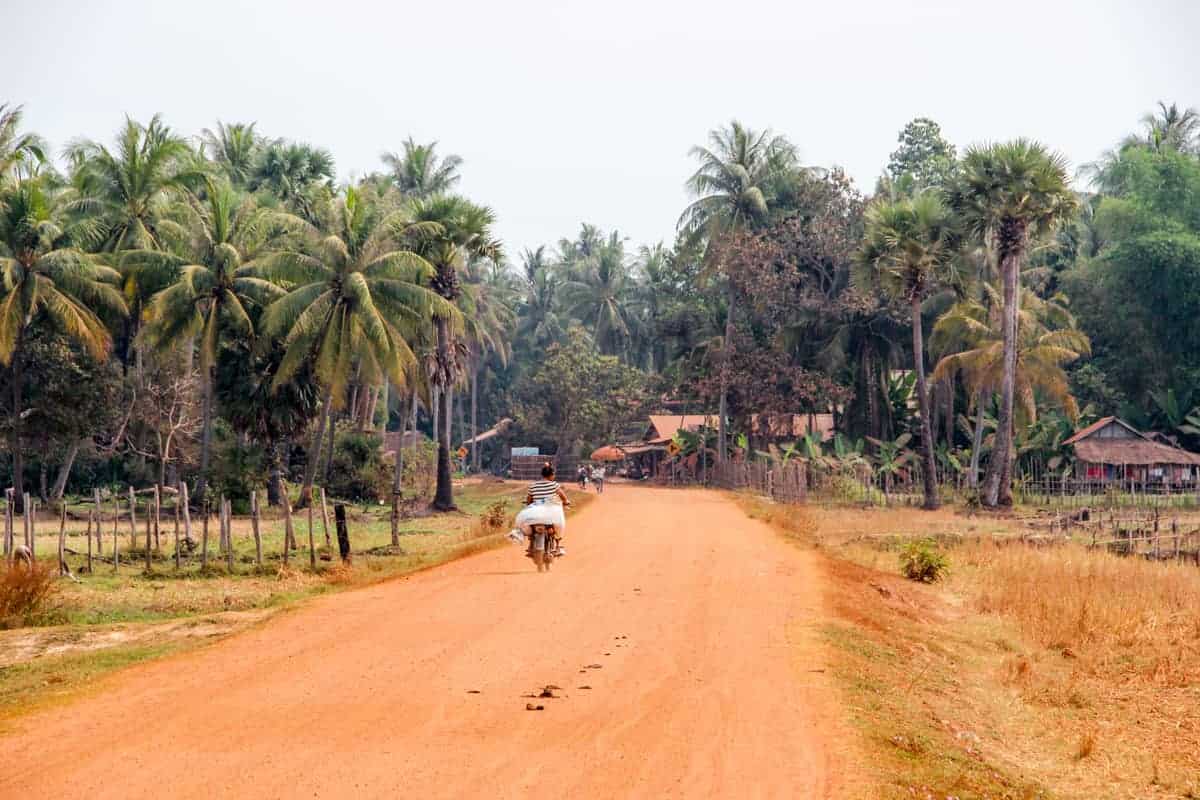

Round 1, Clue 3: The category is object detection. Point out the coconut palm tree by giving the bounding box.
[0,104,46,184]
[515,246,564,351]
[856,190,962,510]
[381,139,463,200]
[258,184,450,506]
[679,121,798,462]
[201,121,262,189]
[0,176,126,505]
[1129,101,1200,154]
[251,140,335,218]
[406,195,500,511]
[461,256,516,472]
[948,140,1077,507]
[562,231,639,358]
[932,286,1090,487]
[134,177,305,500]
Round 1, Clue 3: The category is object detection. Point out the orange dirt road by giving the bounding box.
[0,487,846,799]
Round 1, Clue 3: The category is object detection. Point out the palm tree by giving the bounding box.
[0,176,126,505]
[406,195,500,510]
[1129,101,1200,154]
[251,140,335,218]
[856,191,961,510]
[135,177,304,500]
[381,138,463,200]
[461,256,516,472]
[932,286,1090,487]
[679,121,798,462]
[202,121,262,188]
[634,243,672,371]
[259,185,450,507]
[949,140,1077,507]
[516,246,565,351]
[0,104,46,183]
[561,231,639,358]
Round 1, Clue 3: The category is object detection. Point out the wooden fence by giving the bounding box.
[711,461,807,504]
[1020,506,1200,564]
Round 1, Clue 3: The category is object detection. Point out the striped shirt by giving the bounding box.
[528,480,560,503]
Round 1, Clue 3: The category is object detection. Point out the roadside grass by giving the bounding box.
[740,494,1200,800]
[1,481,590,718]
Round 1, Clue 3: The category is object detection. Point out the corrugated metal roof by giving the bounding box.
[646,414,717,444]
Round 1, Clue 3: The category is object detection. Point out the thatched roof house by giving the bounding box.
[1065,417,1200,483]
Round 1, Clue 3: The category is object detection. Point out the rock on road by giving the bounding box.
[0,486,846,799]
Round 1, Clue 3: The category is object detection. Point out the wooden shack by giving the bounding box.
[1065,417,1200,485]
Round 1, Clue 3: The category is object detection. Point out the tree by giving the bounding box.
[949,140,1077,507]
[406,195,499,511]
[202,121,262,189]
[381,138,463,200]
[251,140,335,217]
[679,121,799,463]
[259,185,449,506]
[932,285,1090,484]
[135,177,303,500]
[856,191,961,509]
[512,326,649,454]
[885,118,957,189]
[515,246,565,352]
[0,104,45,183]
[0,175,126,506]
[561,230,639,358]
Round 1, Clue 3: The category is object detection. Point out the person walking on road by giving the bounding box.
[591,464,605,494]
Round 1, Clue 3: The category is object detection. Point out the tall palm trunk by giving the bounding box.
[717,281,736,463]
[432,316,456,511]
[470,365,479,473]
[195,367,214,505]
[8,345,24,513]
[982,227,1025,507]
[969,388,987,489]
[910,297,939,510]
[301,394,332,507]
[322,408,337,482]
[268,440,285,506]
[390,392,410,546]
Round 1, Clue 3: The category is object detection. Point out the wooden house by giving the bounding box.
[1065,417,1200,485]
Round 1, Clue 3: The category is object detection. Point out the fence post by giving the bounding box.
[282,488,294,566]
[334,504,351,563]
[225,498,235,572]
[200,500,210,570]
[3,488,11,559]
[320,488,331,549]
[86,509,94,573]
[58,503,68,576]
[93,489,103,556]
[251,490,263,566]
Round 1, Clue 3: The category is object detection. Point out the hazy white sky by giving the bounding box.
[5,0,1197,258]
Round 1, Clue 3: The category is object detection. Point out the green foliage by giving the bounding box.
[899,539,950,583]
[512,326,650,454]
[1,562,61,628]
[325,431,391,503]
[885,117,958,190]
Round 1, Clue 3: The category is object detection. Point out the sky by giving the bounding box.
[5,0,1198,260]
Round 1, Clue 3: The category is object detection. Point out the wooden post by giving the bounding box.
[281,489,294,566]
[173,487,181,570]
[145,490,153,572]
[86,509,94,573]
[334,504,351,563]
[58,502,68,576]
[200,501,210,570]
[320,488,331,549]
[225,498,235,572]
[250,490,263,566]
[218,495,228,555]
[3,488,11,559]
[112,495,119,573]
[153,486,161,552]
[180,482,193,548]
[307,499,317,569]
[26,494,35,565]
[92,489,103,556]
[127,487,137,550]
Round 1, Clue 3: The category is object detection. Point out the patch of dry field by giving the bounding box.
[743,496,1200,800]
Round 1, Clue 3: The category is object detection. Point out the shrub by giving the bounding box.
[0,561,61,628]
[899,538,950,583]
[326,431,391,502]
[481,500,510,530]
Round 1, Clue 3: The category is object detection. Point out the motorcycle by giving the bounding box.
[511,499,568,573]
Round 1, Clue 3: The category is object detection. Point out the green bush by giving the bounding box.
[326,431,392,502]
[899,538,950,583]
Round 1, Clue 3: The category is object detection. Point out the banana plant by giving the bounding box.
[866,432,912,498]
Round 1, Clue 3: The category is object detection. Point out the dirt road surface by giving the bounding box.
[0,487,846,799]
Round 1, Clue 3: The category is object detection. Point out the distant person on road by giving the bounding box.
[522,462,570,556]
[591,464,605,494]
[577,464,589,490]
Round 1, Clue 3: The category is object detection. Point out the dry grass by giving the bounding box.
[742,494,1200,799]
[0,562,61,628]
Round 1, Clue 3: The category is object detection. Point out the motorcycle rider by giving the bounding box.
[522,462,570,557]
